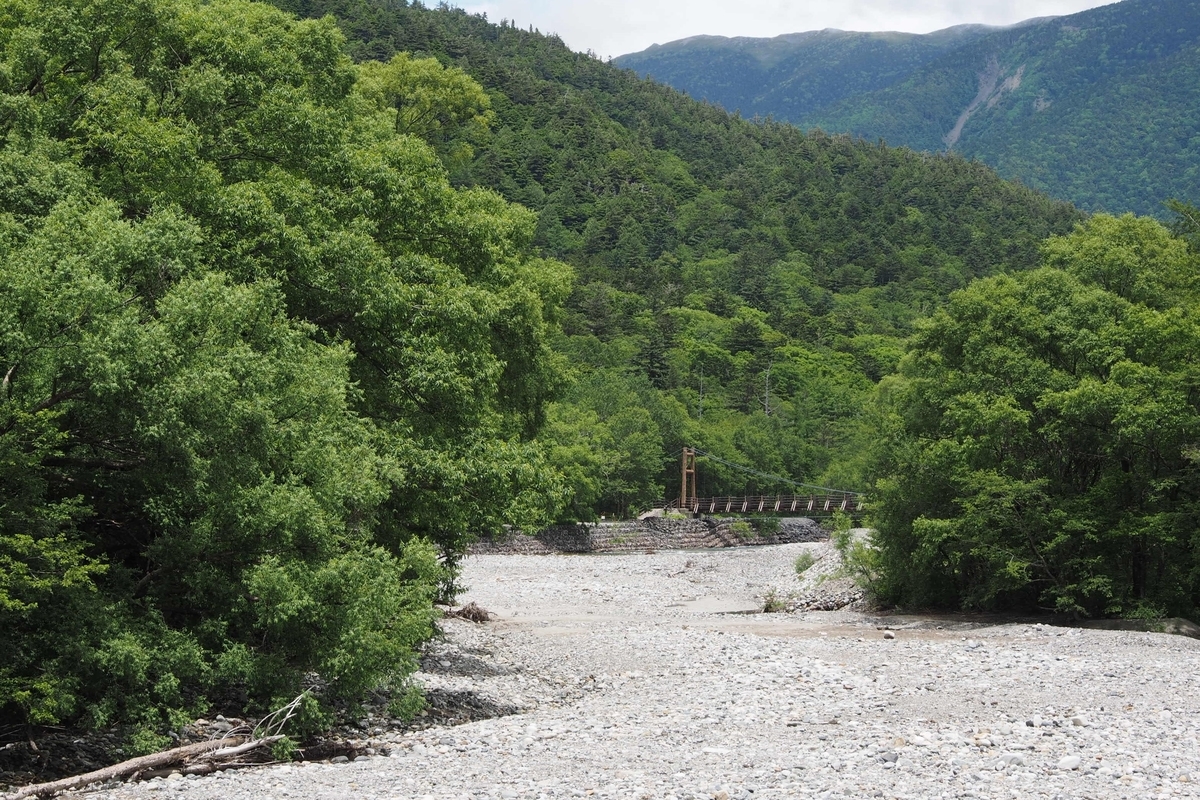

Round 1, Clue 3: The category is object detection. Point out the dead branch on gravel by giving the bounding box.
[0,693,311,800]
[253,692,307,740]
[0,735,280,800]
[447,601,492,622]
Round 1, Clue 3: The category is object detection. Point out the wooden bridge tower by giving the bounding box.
[679,447,697,511]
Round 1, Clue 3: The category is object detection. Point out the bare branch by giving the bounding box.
[0,693,311,799]
[1,736,248,800]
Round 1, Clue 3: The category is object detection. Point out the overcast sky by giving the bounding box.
[460,0,1119,59]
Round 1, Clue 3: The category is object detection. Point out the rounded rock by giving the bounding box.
[1058,755,1082,770]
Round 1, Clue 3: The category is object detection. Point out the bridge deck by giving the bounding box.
[665,493,863,515]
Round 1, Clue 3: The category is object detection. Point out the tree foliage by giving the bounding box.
[869,214,1200,618]
[0,0,567,732]
[356,52,494,171]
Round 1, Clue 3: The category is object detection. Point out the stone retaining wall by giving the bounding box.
[468,517,826,555]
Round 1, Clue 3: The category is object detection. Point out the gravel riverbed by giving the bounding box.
[83,542,1199,800]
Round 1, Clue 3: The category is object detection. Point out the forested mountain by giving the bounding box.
[614,24,1003,123]
[619,0,1200,217]
[274,0,1081,519]
[284,0,1200,623]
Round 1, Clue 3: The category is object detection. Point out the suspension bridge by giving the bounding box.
[643,447,865,519]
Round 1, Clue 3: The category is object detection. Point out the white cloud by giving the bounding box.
[460,0,1118,58]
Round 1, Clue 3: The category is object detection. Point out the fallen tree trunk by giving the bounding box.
[1,735,284,800]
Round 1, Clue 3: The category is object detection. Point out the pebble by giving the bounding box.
[69,543,1200,800]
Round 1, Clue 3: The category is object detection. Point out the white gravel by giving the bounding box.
[87,542,1200,800]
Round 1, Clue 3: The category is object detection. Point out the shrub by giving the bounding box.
[762,588,791,613]
[387,681,429,722]
[832,528,881,591]
[730,520,757,539]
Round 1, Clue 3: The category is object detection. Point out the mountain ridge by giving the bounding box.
[641,21,1031,56]
[616,24,1004,122]
[617,0,1200,216]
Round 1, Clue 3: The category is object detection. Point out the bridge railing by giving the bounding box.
[663,493,863,515]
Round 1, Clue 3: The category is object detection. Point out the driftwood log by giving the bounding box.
[1,735,284,800]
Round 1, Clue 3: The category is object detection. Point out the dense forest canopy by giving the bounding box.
[275,0,1081,517]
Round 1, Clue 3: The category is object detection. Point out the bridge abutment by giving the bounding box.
[468,517,826,555]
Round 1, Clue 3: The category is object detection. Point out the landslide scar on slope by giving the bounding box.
[943,57,1026,148]
[987,65,1024,109]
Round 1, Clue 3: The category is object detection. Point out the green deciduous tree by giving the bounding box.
[870,214,1200,618]
[356,52,495,172]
